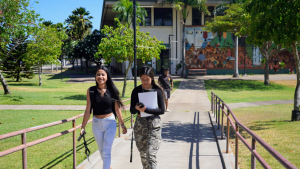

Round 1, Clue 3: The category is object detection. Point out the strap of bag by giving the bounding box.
[89,86,97,114]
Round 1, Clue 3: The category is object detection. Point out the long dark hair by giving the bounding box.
[139,64,164,95]
[95,65,124,109]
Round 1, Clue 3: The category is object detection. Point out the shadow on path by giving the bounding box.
[40,137,95,169]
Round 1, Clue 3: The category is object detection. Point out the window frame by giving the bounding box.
[204,6,215,23]
[192,8,202,25]
[154,8,173,26]
[139,8,151,26]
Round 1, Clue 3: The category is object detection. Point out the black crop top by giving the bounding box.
[90,87,113,115]
[130,85,165,115]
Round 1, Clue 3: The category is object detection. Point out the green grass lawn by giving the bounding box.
[205,80,294,103]
[226,104,300,169]
[0,74,181,168]
[0,73,180,105]
[0,109,134,169]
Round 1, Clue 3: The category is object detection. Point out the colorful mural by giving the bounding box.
[184,26,296,71]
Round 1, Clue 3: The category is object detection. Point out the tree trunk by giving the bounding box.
[16,70,20,82]
[72,61,75,70]
[80,58,83,71]
[86,60,88,73]
[126,61,133,80]
[233,35,239,77]
[181,19,186,78]
[38,65,42,86]
[292,41,300,113]
[76,59,79,72]
[0,72,11,94]
[122,61,133,98]
[264,56,270,86]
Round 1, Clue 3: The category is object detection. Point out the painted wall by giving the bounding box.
[184,26,296,73]
[139,27,173,43]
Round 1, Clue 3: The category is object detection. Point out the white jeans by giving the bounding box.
[92,114,117,169]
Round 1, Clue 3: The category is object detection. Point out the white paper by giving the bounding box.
[138,91,158,117]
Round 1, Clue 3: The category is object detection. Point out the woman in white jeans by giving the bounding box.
[81,65,127,169]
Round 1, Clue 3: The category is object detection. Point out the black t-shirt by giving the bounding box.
[158,74,173,91]
[91,87,113,115]
[130,85,165,115]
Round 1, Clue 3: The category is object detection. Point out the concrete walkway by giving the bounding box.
[0,99,294,110]
[77,79,226,169]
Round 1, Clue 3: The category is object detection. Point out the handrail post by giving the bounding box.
[214,97,218,118]
[235,123,239,169]
[22,133,27,169]
[226,109,230,153]
[221,103,224,139]
[211,92,213,112]
[251,138,256,169]
[215,98,218,122]
[131,114,133,129]
[73,120,76,169]
[118,119,121,137]
[212,93,214,116]
[218,99,221,130]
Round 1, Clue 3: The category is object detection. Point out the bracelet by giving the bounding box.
[121,124,126,128]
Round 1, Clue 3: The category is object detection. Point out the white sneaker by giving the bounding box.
[166,109,170,112]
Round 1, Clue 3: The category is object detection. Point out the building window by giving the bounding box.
[192,8,202,25]
[154,8,172,26]
[140,8,151,26]
[204,6,215,23]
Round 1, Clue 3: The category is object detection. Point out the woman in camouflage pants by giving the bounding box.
[130,65,165,169]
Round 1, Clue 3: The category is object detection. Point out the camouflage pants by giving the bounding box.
[134,115,162,169]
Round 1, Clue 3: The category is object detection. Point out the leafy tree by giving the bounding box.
[62,39,78,70]
[112,0,147,27]
[161,0,209,77]
[26,24,67,86]
[42,20,53,27]
[205,3,248,77]
[65,7,93,71]
[96,19,166,97]
[245,0,300,120]
[0,0,41,94]
[74,30,102,68]
[2,39,34,82]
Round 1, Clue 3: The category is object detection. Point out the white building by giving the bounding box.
[100,0,230,75]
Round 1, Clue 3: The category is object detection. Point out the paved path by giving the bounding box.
[0,99,294,110]
[227,100,293,109]
[66,74,297,83]
[82,79,224,169]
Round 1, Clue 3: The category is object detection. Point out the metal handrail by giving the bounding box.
[0,98,131,169]
[211,91,297,169]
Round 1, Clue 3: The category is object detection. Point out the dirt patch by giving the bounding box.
[270,80,296,88]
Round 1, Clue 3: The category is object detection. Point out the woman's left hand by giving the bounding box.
[135,105,146,112]
[122,126,127,134]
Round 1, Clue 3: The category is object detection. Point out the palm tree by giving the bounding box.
[112,0,147,27]
[65,7,93,71]
[161,0,209,77]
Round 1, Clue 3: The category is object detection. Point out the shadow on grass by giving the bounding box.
[9,83,37,87]
[205,80,285,92]
[55,95,86,101]
[223,120,279,140]
[1,95,24,102]
[46,74,71,80]
[40,137,95,169]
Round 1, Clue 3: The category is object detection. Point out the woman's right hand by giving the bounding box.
[80,128,86,135]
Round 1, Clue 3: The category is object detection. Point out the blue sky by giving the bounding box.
[31,0,104,30]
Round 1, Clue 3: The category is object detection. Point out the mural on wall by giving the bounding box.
[184,26,296,70]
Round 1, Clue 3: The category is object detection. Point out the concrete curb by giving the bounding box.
[208,111,237,169]
[76,128,133,169]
